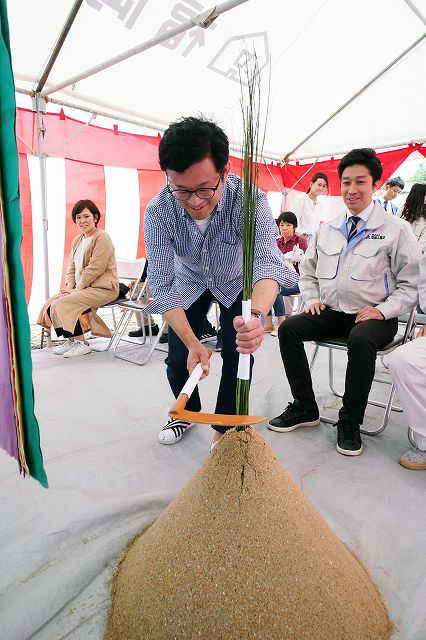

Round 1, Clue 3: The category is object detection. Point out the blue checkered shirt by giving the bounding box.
[144,174,299,313]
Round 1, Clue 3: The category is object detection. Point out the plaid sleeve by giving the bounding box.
[252,192,299,288]
[297,234,309,253]
[143,202,185,314]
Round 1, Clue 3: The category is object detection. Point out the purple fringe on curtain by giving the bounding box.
[0,218,18,459]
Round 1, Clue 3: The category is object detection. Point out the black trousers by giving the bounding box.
[167,290,253,434]
[278,307,398,425]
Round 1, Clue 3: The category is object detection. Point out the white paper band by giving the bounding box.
[180,363,204,398]
[241,298,251,323]
[237,298,252,380]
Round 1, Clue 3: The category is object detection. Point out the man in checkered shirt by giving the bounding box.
[144,116,298,449]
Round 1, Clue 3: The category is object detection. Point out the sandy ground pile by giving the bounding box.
[105,428,391,640]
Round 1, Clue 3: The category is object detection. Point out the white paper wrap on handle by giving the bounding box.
[180,362,204,398]
[237,298,251,381]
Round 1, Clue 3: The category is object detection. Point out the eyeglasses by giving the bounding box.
[168,175,222,201]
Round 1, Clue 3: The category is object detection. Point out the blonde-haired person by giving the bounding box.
[292,171,329,242]
[38,199,119,357]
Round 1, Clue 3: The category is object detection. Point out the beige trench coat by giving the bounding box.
[38,229,119,338]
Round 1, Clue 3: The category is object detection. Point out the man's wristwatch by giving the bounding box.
[251,308,266,326]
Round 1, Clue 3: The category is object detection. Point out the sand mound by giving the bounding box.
[105,428,391,640]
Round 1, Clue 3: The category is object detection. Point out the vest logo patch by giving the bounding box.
[365,233,385,240]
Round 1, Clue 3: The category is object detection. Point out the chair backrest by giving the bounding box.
[116,257,146,281]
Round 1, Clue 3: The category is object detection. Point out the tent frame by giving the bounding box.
[23,0,249,310]
[16,0,426,313]
[282,30,426,163]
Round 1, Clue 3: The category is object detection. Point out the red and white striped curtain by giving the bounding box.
[16,107,422,322]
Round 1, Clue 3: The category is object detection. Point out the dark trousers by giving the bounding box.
[278,307,398,424]
[167,290,253,433]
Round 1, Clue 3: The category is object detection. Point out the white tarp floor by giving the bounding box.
[1,335,426,640]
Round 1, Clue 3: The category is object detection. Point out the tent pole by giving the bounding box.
[16,88,424,164]
[282,32,426,162]
[16,87,169,134]
[35,0,83,93]
[33,94,51,347]
[288,140,425,163]
[41,0,249,98]
[403,0,426,25]
[46,113,96,156]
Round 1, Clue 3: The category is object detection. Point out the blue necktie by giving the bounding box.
[383,201,388,211]
[348,216,360,242]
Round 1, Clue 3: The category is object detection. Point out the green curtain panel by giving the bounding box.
[0,0,47,487]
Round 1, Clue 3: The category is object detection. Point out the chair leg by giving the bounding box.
[90,310,130,352]
[309,344,320,372]
[214,301,220,329]
[408,428,416,447]
[316,345,402,435]
[360,383,397,436]
[328,349,343,399]
[113,319,167,365]
[40,327,51,348]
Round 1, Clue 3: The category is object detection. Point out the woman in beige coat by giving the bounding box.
[38,200,119,358]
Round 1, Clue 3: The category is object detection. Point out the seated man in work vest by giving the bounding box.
[269,148,420,456]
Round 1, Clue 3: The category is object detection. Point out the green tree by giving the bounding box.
[407,162,426,184]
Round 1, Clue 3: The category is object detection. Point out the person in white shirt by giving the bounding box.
[376,176,404,215]
[292,171,329,240]
[387,250,426,470]
[399,182,426,253]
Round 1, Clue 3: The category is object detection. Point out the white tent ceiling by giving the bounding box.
[8,0,426,160]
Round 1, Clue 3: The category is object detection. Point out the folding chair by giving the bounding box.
[41,257,147,350]
[285,292,305,316]
[90,257,147,352]
[110,298,168,366]
[309,307,417,436]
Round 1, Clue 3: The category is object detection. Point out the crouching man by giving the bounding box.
[269,148,420,456]
[143,116,297,450]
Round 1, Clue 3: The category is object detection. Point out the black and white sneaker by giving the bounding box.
[158,418,197,445]
[268,400,320,432]
[200,330,217,343]
[200,319,217,343]
[336,421,363,456]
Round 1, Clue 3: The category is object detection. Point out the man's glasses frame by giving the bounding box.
[168,175,222,201]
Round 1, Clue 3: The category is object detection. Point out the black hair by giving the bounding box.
[306,172,328,194]
[277,211,298,228]
[71,199,101,226]
[338,148,383,184]
[159,116,229,173]
[385,176,405,190]
[400,183,426,224]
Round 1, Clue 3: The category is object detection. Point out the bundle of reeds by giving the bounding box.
[236,54,263,426]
